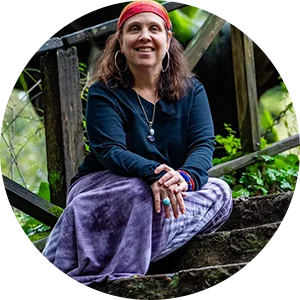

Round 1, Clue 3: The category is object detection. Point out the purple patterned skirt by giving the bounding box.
[42,171,232,285]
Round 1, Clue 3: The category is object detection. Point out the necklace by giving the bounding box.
[134,89,157,143]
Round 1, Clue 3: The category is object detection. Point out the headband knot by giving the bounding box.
[118,0,172,30]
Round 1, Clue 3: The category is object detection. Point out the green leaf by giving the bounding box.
[212,158,221,165]
[273,156,288,169]
[232,188,250,199]
[280,181,292,190]
[260,137,267,149]
[286,168,299,177]
[261,155,274,163]
[37,182,50,201]
[253,185,268,195]
[18,72,28,91]
[221,174,235,185]
[265,168,280,181]
[251,174,264,186]
[286,154,299,166]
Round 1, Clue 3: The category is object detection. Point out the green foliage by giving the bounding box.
[28,231,51,242]
[37,181,50,201]
[213,124,242,165]
[279,76,288,94]
[223,153,299,198]
[13,208,50,236]
[215,123,241,155]
[214,123,299,198]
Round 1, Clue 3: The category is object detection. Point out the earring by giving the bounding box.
[114,50,128,72]
[161,51,170,73]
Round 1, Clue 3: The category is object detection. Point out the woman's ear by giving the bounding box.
[117,32,123,52]
[167,31,172,50]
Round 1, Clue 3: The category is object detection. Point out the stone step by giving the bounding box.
[218,191,292,231]
[32,192,292,252]
[147,222,280,275]
[92,262,247,299]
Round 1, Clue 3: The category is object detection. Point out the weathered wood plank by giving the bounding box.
[3,176,60,227]
[40,47,84,208]
[231,25,260,152]
[33,237,49,252]
[209,134,300,177]
[184,13,225,71]
[244,35,260,148]
[36,2,187,55]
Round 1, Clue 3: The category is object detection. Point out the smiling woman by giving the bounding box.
[42,0,233,287]
[119,13,172,75]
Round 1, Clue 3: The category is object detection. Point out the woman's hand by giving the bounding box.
[151,181,185,219]
[154,164,188,194]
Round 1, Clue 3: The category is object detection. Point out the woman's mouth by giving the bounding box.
[135,47,154,52]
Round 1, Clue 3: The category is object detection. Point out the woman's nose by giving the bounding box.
[138,30,152,42]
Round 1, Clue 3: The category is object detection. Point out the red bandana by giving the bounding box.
[118,0,172,30]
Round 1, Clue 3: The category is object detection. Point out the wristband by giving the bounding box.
[178,170,195,191]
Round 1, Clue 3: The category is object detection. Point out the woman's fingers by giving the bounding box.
[168,192,179,218]
[176,192,185,214]
[159,170,183,186]
[174,180,188,193]
[151,180,186,219]
[154,164,171,174]
[159,171,174,185]
[162,173,180,187]
[151,182,161,214]
[166,183,185,216]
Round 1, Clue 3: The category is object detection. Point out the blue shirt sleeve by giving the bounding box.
[179,80,215,190]
[86,83,166,184]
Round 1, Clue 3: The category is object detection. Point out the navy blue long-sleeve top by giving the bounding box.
[72,78,215,190]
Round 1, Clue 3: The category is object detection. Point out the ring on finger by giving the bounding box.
[163,197,171,206]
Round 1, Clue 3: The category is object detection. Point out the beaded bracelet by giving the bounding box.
[178,170,195,191]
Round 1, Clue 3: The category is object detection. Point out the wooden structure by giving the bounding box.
[4,2,299,229]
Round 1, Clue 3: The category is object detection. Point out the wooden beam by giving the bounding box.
[209,134,300,178]
[231,25,260,152]
[40,47,84,208]
[33,237,48,252]
[184,13,225,71]
[3,176,60,227]
[36,2,187,55]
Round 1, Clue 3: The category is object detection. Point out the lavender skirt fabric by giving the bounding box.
[42,171,232,285]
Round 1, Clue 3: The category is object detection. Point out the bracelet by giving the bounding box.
[178,170,195,191]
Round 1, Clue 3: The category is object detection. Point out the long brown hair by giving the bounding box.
[90,31,194,101]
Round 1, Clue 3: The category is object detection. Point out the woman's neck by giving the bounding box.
[132,70,160,103]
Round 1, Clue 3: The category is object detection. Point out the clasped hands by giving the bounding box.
[151,164,188,219]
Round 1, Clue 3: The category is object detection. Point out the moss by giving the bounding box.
[169,274,179,288]
[49,171,63,192]
[28,231,50,242]
[45,202,64,218]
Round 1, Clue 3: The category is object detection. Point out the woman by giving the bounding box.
[43,0,233,286]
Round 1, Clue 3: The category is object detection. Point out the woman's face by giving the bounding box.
[119,12,172,74]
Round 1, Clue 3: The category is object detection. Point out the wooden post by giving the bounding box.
[40,47,84,208]
[184,13,225,71]
[231,25,260,152]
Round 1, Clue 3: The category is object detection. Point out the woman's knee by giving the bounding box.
[206,177,233,205]
[123,177,153,201]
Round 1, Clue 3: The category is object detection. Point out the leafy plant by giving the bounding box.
[213,122,299,198]
[213,123,242,165]
[222,153,299,198]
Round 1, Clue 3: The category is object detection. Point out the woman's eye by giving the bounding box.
[130,26,139,32]
[151,26,159,32]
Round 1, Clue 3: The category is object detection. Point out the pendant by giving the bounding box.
[149,128,155,136]
[147,135,155,142]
